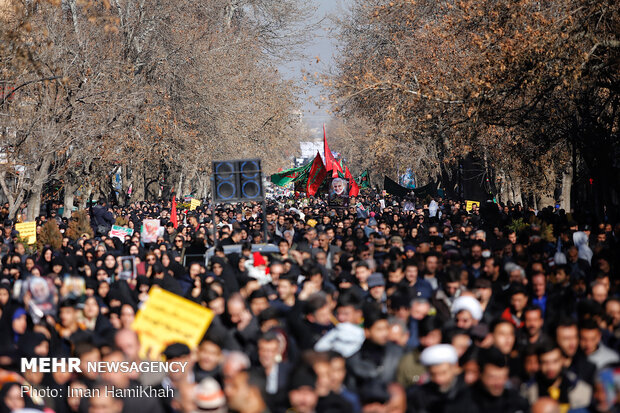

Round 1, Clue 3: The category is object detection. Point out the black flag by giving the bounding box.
[384,176,411,198]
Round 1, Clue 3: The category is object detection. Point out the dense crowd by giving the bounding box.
[0,193,619,413]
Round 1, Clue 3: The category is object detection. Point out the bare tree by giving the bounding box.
[1,0,313,216]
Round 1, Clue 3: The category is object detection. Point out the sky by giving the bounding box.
[278,0,346,137]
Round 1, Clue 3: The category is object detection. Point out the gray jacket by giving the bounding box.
[588,344,620,370]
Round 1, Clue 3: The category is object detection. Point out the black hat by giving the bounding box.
[474,278,492,289]
[163,343,191,360]
[336,272,355,285]
[289,366,316,390]
[479,346,508,369]
[59,297,78,309]
[419,316,441,337]
[509,283,527,296]
[363,308,387,329]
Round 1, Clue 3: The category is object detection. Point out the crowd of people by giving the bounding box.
[0,192,619,413]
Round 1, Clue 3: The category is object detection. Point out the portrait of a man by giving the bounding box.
[329,178,349,207]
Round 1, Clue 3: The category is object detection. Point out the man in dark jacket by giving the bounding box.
[347,310,403,391]
[407,344,478,413]
[288,291,334,351]
[471,347,529,412]
[522,340,592,411]
[91,199,115,236]
[555,318,596,385]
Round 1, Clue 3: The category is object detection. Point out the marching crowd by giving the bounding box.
[0,193,619,413]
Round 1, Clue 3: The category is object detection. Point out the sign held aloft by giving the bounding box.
[109,225,134,240]
[466,200,481,212]
[189,199,201,211]
[15,221,36,244]
[132,287,214,360]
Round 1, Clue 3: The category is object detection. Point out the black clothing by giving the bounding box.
[407,375,478,413]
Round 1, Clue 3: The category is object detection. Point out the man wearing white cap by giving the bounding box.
[406,344,477,413]
[451,295,483,331]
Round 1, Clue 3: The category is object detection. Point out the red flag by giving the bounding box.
[306,152,327,196]
[171,195,178,229]
[323,124,342,178]
[345,167,360,197]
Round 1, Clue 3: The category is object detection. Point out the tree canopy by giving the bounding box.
[332,0,619,211]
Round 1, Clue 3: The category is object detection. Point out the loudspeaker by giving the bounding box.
[213,161,237,201]
[212,159,264,203]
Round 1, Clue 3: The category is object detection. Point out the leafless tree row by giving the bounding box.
[1,0,314,219]
[330,0,618,209]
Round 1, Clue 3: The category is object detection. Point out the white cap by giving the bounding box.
[451,295,483,321]
[420,344,458,366]
[194,377,226,413]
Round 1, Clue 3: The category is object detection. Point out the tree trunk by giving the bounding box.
[120,164,134,205]
[27,188,42,221]
[132,170,145,201]
[63,181,77,218]
[509,174,523,206]
[196,175,208,200]
[538,168,556,209]
[0,171,26,219]
[498,170,510,204]
[176,172,184,196]
[559,171,572,211]
[80,184,92,209]
[26,155,52,221]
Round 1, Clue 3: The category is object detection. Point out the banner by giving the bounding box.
[171,195,178,229]
[306,152,327,196]
[15,221,36,244]
[411,180,439,198]
[399,169,416,189]
[328,178,350,208]
[189,199,201,211]
[323,125,342,178]
[132,287,214,360]
[109,225,134,240]
[344,167,359,197]
[141,219,162,243]
[384,175,411,198]
[384,176,438,198]
[61,275,85,299]
[271,161,312,187]
[118,256,137,281]
[466,200,481,212]
[358,170,371,189]
[25,277,57,318]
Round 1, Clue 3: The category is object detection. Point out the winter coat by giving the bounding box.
[471,381,529,413]
[346,341,403,391]
[407,374,478,413]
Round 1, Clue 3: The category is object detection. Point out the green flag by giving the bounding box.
[270,162,312,187]
[358,169,370,189]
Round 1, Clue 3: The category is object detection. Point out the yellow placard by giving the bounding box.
[189,199,201,211]
[15,221,37,244]
[132,286,214,360]
[466,200,481,212]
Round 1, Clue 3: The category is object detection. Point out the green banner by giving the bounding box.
[270,162,312,187]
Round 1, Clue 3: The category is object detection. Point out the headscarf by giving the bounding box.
[10,308,27,344]
[572,231,593,265]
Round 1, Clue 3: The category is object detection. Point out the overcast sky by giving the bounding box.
[279,0,346,137]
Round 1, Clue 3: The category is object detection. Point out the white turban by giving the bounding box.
[420,344,458,367]
[451,295,483,321]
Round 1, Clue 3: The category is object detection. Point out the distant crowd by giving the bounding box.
[0,193,619,413]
